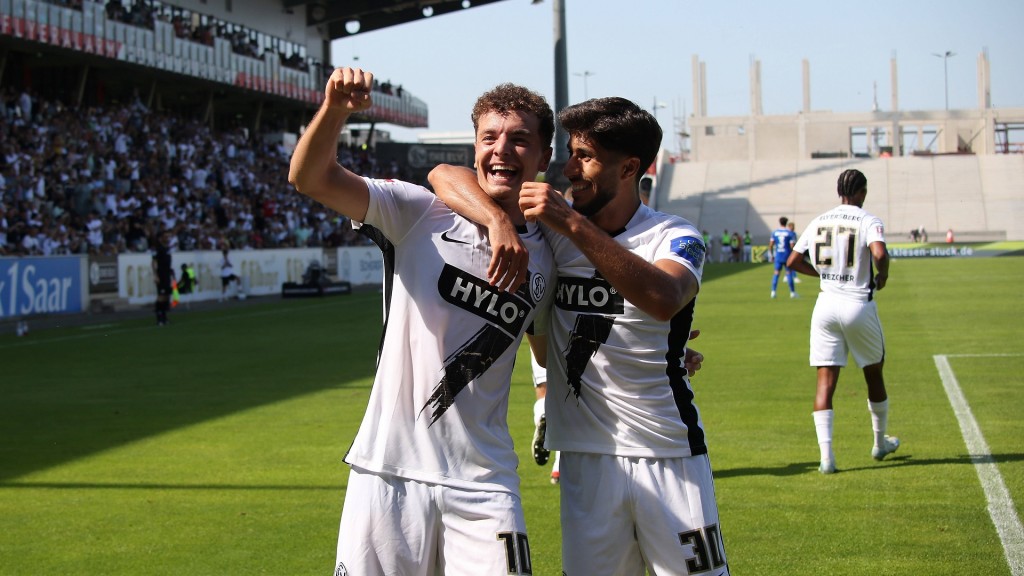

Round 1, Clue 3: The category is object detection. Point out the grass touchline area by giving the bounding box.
[1,258,1021,575]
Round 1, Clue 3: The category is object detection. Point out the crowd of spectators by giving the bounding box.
[0,87,398,258]
[99,0,318,72]
[104,0,156,30]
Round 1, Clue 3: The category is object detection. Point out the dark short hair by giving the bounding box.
[558,97,662,184]
[837,169,867,198]
[471,84,555,148]
[779,216,789,226]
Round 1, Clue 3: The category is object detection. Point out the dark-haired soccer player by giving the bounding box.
[151,231,173,326]
[787,168,899,474]
[289,67,556,576]
[768,216,798,298]
[431,97,728,576]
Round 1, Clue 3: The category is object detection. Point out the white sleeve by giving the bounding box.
[793,222,815,255]
[356,177,436,245]
[863,214,886,246]
[653,223,705,285]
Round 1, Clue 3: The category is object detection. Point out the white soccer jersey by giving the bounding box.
[544,203,709,458]
[793,204,886,302]
[345,177,556,495]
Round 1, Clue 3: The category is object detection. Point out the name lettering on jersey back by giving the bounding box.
[821,273,855,282]
[555,276,624,314]
[823,212,864,222]
[439,264,530,336]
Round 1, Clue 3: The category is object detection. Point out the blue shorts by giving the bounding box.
[773,257,790,271]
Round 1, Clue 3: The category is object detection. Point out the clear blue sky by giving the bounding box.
[330,0,1024,149]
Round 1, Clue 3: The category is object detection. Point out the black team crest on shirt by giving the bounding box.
[420,264,539,425]
[555,271,623,400]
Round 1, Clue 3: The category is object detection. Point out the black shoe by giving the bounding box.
[532,416,550,466]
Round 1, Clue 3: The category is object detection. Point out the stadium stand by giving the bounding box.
[0,0,513,326]
[0,0,443,257]
[0,89,395,256]
[655,155,1024,243]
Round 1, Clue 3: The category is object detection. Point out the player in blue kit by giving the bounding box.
[768,216,798,298]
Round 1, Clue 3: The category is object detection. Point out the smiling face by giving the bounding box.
[474,110,552,203]
[563,134,634,218]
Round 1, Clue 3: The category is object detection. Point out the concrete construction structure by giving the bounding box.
[654,53,1024,242]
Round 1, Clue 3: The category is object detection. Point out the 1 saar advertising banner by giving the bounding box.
[0,256,88,318]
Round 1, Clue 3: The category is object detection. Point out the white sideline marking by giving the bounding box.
[934,354,1024,576]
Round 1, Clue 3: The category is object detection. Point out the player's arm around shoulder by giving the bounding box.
[430,164,530,292]
[288,67,374,222]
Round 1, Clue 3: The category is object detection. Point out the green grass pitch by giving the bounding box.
[1,256,1021,575]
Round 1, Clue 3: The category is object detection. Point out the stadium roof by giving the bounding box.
[283,0,511,40]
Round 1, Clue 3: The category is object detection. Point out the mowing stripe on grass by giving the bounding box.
[0,481,340,491]
[934,354,1024,576]
[0,298,356,350]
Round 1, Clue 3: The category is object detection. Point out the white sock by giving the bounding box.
[552,451,560,474]
[533,398,545,427]
[813,409,835,465]
[868,399,889,448]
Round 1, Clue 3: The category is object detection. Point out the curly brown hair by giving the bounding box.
[471,83,555,148]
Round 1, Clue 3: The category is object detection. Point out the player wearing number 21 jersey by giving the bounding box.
[788,168,898,475]
[792,205,884,301]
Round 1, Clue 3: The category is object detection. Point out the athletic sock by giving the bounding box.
[868,399,889,448]
[813,409,835,465]
[771,274,780,292]
[533,398,545,427]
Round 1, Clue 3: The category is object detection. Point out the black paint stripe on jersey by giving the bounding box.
[438,264,533,337]
[343,225,393,463]
[666,298,707,456]
[356,225,394,368]
[868,257,876,302]
[420,324,515,426]
[554,276,624,314]
[562,314,615,401]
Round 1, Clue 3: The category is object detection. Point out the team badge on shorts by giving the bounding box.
[334,562,348,576]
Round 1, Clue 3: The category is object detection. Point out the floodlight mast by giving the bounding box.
[932,50,956,110]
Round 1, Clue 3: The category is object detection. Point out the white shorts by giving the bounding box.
[559,452,729,576]
[336,467,531,576]
[809,292,885,368]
